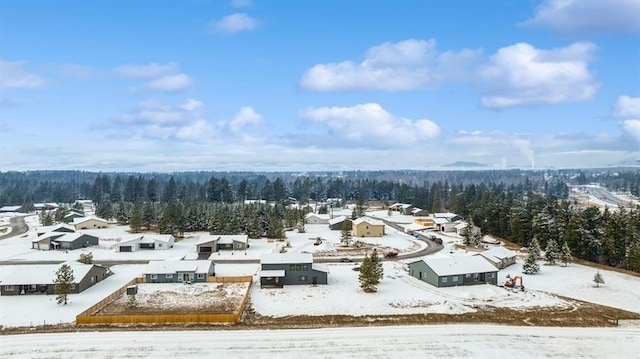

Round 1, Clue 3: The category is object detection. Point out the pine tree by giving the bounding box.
[129,202,143,233]
[54,264,75,305]
[626,237,640,272]
[560,241,572,267]
[529,237,542,261]
[545,239,559,265]
[358,255,376,292]
[593,271,604,287]
[522,251,540,274]
[340,220,352,247]
[369,248,383,284]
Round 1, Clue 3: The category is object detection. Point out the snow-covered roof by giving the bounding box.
[217,235,248,244]
[305,213,330,220]
[259,270,285,277]
[433,212,460,219]
[141,234,174,244]
[0,205,22,212]
[0,262,97,285]
[312,263,329,273]
[478,247,518,261]
[51,233,88,243]
[433,218,449,225]
[34,232,66,242]
[37,223,76,233]
[415,256,498,276]
[261,253,313,265]
[73,216,108,225]
[64,211,84,218]
[403,223,432,232]
[196,234,219,245]
[118,235,144,246]
[352,217,384,226]
[328,216,347,225]
[144,260,213,274]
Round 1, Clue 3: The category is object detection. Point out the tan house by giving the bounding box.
[73,216,108,230]
[352,217,385,237]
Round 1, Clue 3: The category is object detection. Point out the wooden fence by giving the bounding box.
[76,276,253,325]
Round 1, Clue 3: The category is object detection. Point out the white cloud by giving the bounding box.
[231,0,252,8]
[144,74,194,92]
[300,103,440,148]
[113,62,179,78]
[478,42,598,108]
[522,0,640,35]
[229,106,262,133]
[612,96,640,118]
[623,120,640,141]
[212,13,258,34]
[104,99,213,142]
[299,39,480,91]
[0,59,46,90]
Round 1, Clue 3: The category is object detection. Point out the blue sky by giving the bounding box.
[1,0,639,171]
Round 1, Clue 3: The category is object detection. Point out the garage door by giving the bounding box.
[120,246,132,252]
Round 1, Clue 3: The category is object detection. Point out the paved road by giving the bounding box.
[572,185,632,208]
[0,215,29,240]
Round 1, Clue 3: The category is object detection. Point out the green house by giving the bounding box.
[408,256,498,287]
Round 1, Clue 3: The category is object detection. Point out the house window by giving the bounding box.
[452,276,458,282]
[298,275,307,281]
[91,277,95,283]
[197,273,205,279]
[290,264,295,271]
[488,273,495,278]
[150,274,158,280]
[465,273,471,278]
[158,243,163,248]
[166,274,173,279]
[442,277,448,283]
[302,264,308,271]
[4,285,15,291]
[296,264,302,271]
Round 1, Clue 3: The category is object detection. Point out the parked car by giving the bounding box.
[339,257,353,262]
[384,252,398,258]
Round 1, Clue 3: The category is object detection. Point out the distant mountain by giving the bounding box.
[442,161,489,168]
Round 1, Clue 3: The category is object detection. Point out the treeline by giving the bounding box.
[0,169,572,208]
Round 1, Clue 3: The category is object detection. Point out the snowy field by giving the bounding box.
[1,324,639,359]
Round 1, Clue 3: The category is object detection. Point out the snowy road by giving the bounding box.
[2,324,639,358]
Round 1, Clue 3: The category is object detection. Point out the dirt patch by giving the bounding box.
[95,282,249,315]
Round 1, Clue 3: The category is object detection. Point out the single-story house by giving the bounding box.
[64,211,85,223]
[73,216,108,230]
[34,203,59,211]
[36,223,76,236]
[32,232,99,251]
[434,212,463,222]
[0,262,111,295]
[352,217,385,237]
[328,216,351,230]
[195,234,249,258]
[388,203,412,212]
[454,222,482,237]
[408,256,498,287]
[305,213,330,225]
[259,253,329,288]
[411,208,430,217]
[143,260,215,283]
[117,234,174,252]
[434,217,458,232]
[0,205,22,213]
[476,246,518,269]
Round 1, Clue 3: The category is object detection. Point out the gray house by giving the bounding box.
[0,262,111,295]
[328,216,351,230]
[476,246,518,269]
[196,235,249,259]
[260,253,329,288]
[36,223,76,237]
[32,232,99,251]
[408,256,498,287]
[143,260,215,283]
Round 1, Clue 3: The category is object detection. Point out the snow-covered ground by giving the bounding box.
[2,324,639,358]
[1,210,640,329]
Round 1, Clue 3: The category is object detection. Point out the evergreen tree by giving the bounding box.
[129,202,143,233]
[369,248,383,285]
[54,264,75,305]
[560,241,572,267]
[142,202,155,230]
[522,251,540,274]
[593,271,604,287]
[529,237,542,261]
[545,239,559,265]
[626,237,640,272]
[340,220,352,247]
[358,255,376,292]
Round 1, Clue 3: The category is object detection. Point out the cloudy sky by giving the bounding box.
[1,0,639,171]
